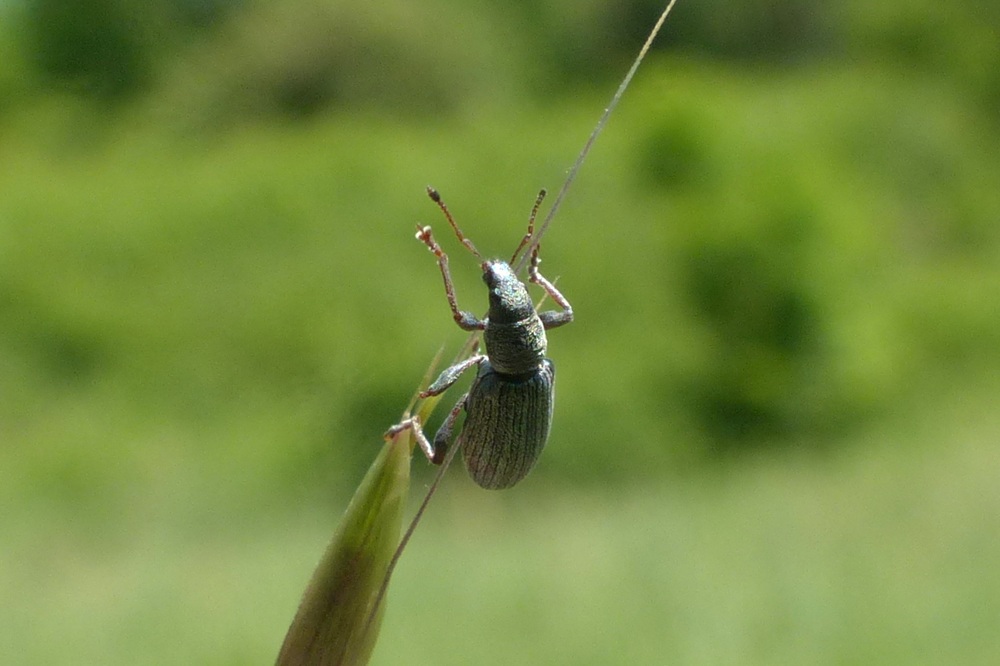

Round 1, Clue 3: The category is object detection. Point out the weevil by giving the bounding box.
[386,186,573,489]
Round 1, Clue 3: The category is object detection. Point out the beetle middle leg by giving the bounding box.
[383,391,467,465]
[421,353,486,398]
[529,244,574,329]
[383,393,471,465]
[385,353,484,464]
[418,353,484,462]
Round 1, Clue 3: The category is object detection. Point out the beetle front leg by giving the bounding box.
[415,225,485,331]
[529,245,574,329]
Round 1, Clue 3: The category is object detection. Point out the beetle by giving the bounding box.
[386,186,573,489]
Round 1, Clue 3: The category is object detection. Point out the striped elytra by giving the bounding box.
[459,359,555,489]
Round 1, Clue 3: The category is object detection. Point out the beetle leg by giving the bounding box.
[421,354,486,398]
[529,244,574,329]
[386,355,481,464]
[416,225,485,331]
[384,416,436,462]
[431,392,469,465]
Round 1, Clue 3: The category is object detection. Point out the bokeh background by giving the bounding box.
[3,0,999,663]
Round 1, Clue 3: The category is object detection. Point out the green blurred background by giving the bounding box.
[2,0,999,663]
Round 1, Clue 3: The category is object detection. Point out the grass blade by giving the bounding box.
[275,429,411,666]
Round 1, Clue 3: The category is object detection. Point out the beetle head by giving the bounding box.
[482,260,534,323]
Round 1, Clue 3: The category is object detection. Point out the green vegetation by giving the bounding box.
[2,0,998,663]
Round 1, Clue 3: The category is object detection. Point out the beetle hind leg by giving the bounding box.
[431,393,468,465]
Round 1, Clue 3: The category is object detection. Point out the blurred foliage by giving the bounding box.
[1,0,998,480]
[276,429,410,666]
[11,0,997,119]
[17,0,240,101]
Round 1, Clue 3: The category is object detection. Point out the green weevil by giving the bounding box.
[386,186,573,489]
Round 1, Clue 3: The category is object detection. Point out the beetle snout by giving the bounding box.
[481,261,502,288]
[482,260,515,287]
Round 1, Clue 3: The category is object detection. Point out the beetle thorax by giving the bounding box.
[482,260,547,376]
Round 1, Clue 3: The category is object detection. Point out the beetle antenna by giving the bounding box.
[427,186,483,260]
[510,188,547,264]
[512,0,680,273]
